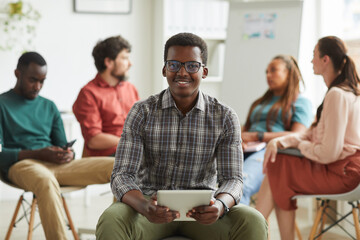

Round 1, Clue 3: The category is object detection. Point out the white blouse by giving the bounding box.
[276,87,360,164]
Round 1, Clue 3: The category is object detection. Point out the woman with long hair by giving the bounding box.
[256,36,360,239]
[240,55,312,205]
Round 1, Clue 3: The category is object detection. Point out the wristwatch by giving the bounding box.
[216,198,230,219]
[257,131,264,142]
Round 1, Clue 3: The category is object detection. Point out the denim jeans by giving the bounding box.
[240,148,266,205]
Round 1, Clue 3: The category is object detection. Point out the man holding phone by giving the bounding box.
[0,52,114,240]
[63,139,77,150]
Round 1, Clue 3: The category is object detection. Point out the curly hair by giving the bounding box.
[92,35,131,72]
[164,32,208,65]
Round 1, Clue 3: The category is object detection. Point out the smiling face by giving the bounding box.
[266,58,289,95]
[163,45,208,103]
[14,62,47,100]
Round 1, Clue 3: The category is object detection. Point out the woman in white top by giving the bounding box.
[256,36,360,240]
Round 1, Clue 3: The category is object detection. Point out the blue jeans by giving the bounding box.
[240,149,266,205]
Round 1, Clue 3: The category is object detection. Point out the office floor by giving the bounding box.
[0,192,354,240]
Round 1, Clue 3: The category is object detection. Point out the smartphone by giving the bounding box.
[63,139,76,150]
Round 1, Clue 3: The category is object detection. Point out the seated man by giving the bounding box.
[96,33,268,239]
[73,35,139,157]
[0,52,114,240]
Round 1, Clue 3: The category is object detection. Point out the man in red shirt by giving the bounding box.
[73,36,139,157]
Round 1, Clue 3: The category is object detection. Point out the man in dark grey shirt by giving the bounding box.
[96,33,267,240]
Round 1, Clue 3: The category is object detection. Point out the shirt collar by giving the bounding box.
[93,73,109,87]
[94,73,123,88]
[162,88,205,112]
[10,89,39,102]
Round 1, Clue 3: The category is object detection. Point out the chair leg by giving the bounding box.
[317,202,328,240]
[295,221,302,240]
[62,195,79,240]
[309,200,325,240]
[267,218,270,240]
[27,196,37,240]
[5,195,24,240]
[352,205,360,240]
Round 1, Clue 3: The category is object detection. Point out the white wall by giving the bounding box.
[221,0,348,118]
[0,0,156,200]
[299,0,360,114]
[0,0,349,130]
[0,0,358,201]
[298,0,327,113]
[0,0,155,112]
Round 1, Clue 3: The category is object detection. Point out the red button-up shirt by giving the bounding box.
[73,74,139,156]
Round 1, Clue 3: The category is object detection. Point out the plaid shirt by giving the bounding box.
[111,88,243,203]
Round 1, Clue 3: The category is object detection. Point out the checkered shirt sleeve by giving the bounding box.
[111,89,243,203]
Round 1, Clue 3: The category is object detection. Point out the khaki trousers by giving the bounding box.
[96,201,268,240]
[8,157,115,240]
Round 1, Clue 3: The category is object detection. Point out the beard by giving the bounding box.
[111,70,128,82]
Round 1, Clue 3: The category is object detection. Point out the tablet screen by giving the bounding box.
[157,190,213,221]
[277,148,304,157]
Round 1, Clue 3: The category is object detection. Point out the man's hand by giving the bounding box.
[186,199,219,224]
[142,194,179,223]
[34,146,74,164]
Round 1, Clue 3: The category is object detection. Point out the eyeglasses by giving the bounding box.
[165,60,205,74]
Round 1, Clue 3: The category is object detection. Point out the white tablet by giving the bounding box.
[157,190,213,221]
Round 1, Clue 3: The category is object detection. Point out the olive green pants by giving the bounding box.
[96,201,268,240]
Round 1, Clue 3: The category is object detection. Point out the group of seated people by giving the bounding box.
[0,32,359,240]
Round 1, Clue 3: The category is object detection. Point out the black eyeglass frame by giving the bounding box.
[164,60,206,73]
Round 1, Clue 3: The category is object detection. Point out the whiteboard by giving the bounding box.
[221,1,303,124]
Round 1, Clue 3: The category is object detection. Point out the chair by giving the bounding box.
[0,172,85,240]
[292,183,360,240]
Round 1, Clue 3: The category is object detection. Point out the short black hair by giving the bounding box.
[92,35,131,72]
[17,52,47,71]
[164,33,208,65]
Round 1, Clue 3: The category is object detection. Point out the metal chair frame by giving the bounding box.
[7,193,42,234]
[308,199,360,240]
[1,174,83,240]
[293,183,360,240]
